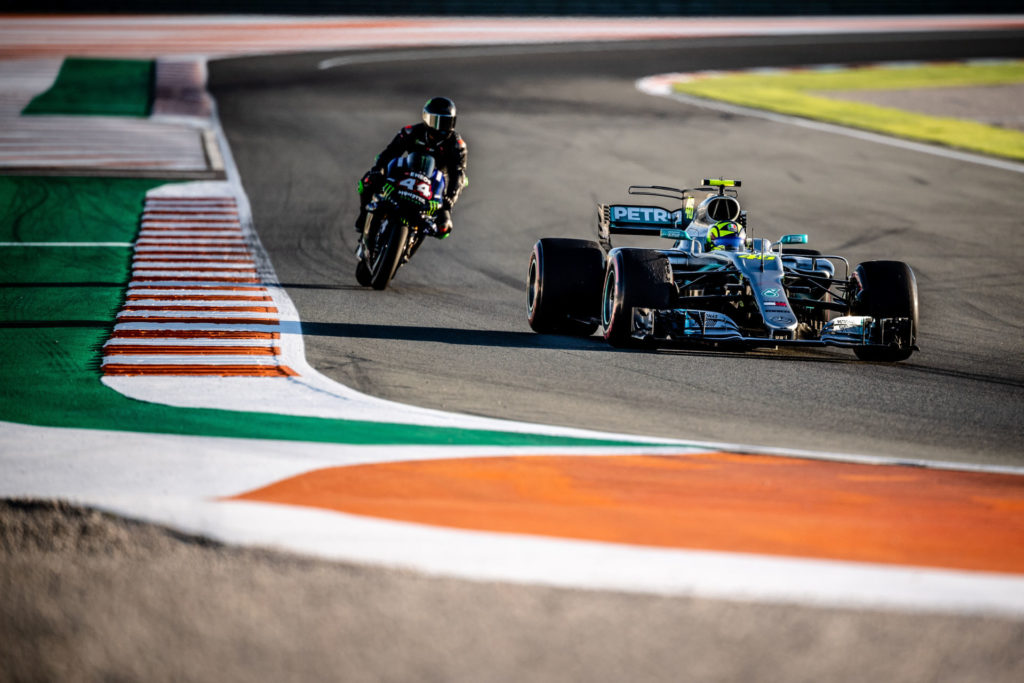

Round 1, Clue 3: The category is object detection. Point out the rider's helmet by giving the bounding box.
[706,221,746,251]
[422,97,457,137]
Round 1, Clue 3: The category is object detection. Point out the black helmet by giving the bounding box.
[422,97,456,132]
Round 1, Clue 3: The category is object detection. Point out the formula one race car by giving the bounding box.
[526,178,918,362]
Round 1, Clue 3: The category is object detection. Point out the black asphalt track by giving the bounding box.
[210,31,1024,467]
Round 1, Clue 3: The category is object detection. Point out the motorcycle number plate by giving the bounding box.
[400,177,433,199]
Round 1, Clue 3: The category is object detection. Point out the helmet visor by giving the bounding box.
[423,111,456,131]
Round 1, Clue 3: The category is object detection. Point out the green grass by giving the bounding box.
[22,57,153,117]
[0,176,654,448]
[673,60,1024,161]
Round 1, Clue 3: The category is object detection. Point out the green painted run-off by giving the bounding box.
[23,58,154,117]
[0,176,659,448]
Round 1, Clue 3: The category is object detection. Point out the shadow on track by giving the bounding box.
[299,321,608,351]
[899,363,1024,390]
[300,321,876,365]
[277,282,365,292]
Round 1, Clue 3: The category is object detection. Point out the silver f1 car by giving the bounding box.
[526,178,918,362]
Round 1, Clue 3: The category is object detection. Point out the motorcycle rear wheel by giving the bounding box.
[354,260,372,286]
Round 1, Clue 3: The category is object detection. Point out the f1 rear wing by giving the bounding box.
[597,202,696,250]
[596,181,742,250]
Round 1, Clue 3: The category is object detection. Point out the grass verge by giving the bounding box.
[673,60,1024,161]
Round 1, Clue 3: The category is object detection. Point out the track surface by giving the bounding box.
[211,31,1024,467]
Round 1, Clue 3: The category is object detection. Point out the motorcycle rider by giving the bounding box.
[356,96,467,239]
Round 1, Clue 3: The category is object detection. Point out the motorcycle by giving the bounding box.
[354,153,446,290]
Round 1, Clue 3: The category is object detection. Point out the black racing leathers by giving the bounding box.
[372,123,467,208]
[357,123,467,236]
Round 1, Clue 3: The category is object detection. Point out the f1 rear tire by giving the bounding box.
[527,238,605,336]
[602,249,674,349]
[851,260,918,362]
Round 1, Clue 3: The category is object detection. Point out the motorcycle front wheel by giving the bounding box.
[368,217,409,290]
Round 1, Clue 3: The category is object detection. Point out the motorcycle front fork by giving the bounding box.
[353,211,374,259]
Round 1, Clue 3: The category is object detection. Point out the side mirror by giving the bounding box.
[780,234,808,245]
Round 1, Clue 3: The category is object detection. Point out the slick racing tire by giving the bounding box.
[602,248,674,349]
[850,260,918,362]
[368,217,409,291]
[527,238,605,336]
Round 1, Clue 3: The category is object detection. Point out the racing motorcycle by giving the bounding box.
[354,153,446,290]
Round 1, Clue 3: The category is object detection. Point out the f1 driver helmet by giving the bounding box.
[707,221,746,251]
[422,97,457,134]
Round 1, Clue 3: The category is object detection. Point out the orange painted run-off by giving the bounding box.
[138,236,244,240]
[131,271,260,277]
[144,206,238,211]
[131,252,253,258]
[139,218,240,223]
[140,218,239,223]
[137,239,247,244]
[147,196,236,202]
[129,267,259,274]
[233,453,1024,574]
[143,206,238,211]
[103,364,297,376]
[111,330,279,339]
[140,228,243,233]
[127,284,264,291]
[130,276,260,283]
[138,227,241,232]
[103,345,280,355]
[132,257,256,263]
[115,316,278,325]
[146,201,237,207]
[122,305,274,312]
[125,294,271,301]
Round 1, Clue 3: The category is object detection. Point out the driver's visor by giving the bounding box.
[423,112,455,131]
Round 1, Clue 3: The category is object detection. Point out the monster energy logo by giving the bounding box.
[428,200,440,215]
